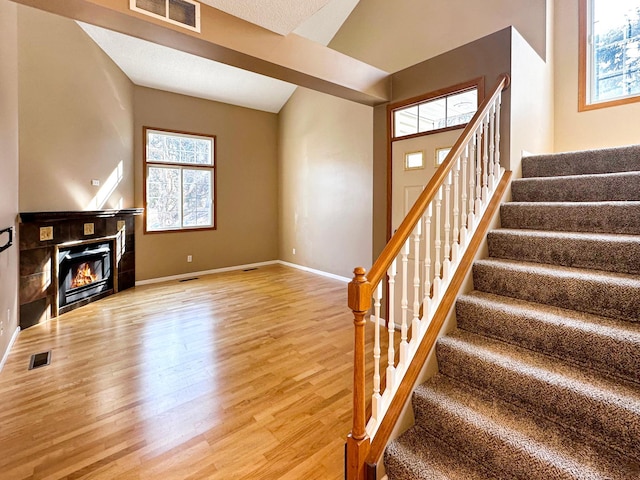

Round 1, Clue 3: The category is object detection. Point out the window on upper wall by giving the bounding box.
[391,82,481,140]
[144,127,216,233]
[580,0,640,110]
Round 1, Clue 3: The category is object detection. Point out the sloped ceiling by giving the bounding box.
[199,0,332,36]
[78,0,360,113]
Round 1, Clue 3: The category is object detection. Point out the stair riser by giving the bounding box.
[512,173,640,203]
[455,296,640,385]
[412,388,591,479]
[384,428,493,480]
[472,261,640,322]
[522,145,640,178]
[487,231,640,275]
[436,339,640,461]
[500,203,640,235]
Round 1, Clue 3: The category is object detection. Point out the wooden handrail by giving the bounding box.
[346,73,510,480]
[366,73,510,289]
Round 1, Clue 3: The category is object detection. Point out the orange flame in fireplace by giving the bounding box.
[71,262,98,288]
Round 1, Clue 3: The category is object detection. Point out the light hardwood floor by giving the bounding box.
[0,264,360,480]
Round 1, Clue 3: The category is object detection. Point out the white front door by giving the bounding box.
[389,129,461,327]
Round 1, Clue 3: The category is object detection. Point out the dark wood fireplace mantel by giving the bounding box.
[20,209,143,223]
[19,209,143,329]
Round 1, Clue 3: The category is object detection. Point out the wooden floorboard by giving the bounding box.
[0,264,365,480]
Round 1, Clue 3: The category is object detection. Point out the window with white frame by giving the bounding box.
[144,127,215,232]
[581,0,640,109]
[404,151,424,170]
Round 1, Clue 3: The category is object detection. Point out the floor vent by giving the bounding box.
[243,268,258,272]
[179,277,199,282]
[28,351,51,370]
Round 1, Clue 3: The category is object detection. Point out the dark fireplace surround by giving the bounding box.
[19,209,142,329]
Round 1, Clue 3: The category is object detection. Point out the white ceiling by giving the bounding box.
[199,0,332,36]
[77,0,360,113]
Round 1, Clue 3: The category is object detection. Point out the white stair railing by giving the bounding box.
[346,74,511,480]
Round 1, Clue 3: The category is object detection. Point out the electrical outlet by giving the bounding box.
[84,223,95,235]
[0,321,3,336]
[40,226,53,241]
[187,255,193,263]
[91,179,100,187]
[292,248,296,255]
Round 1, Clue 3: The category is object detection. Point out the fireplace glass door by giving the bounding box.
[58,241,113,311]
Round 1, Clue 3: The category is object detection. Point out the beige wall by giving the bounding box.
[326,1,549,261]
[373,29,513,255]
[554,0,640,151]
[278,87,373,277]
[134,87,279,281]
[331,0,547,72]
[18,5,134,212]
[510,26,554,177]
[0,0,20,364]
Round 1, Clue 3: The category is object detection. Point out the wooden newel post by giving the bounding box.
[346,267,372,480]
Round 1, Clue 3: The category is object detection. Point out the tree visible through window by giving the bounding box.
[144,127,216,232]
[581,0,640,109]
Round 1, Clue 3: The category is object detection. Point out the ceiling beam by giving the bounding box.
[11,0,391,106]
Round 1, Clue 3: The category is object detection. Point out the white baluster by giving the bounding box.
[412,221,422,341]
[488,104,496,192]
[482,114,489,205]
[442,172,452,282]
[422,205,432,318]
[460,145,468,246]
[468,135,477,232]
[433,188,443,301]
[386,261,396,392]
[371,283,382,423]
[495,92,502,180]
[475,127,483,217]
[452,156,460,264]
[399,240,410,367]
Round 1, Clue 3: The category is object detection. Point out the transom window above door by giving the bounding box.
[392,86,479,139]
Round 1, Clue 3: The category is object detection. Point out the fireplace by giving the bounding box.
[19,209,142,329]
[57,240,114,314]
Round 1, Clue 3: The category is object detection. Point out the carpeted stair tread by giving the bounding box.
[411,375,640,480]
[472,258,640,322]
[500,201,640,234]
[522,145,640,178]
[436,330,640,461]
[511,171,640,202]
[487,228,640,274]
[385,427,493,480]
[456,291,640,385]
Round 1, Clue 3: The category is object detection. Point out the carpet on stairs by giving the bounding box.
[384,145,640,480]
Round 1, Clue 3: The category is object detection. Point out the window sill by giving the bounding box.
[579,93,640,112]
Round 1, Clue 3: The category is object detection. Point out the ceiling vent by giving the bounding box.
[130,0,201,32]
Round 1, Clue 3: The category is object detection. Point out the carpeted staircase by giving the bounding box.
[384,144,640,479]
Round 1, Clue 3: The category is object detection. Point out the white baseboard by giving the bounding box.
[135,260,279,286]
[135,259,352,286]
[277,260,351,283]
[0,326,20,374]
